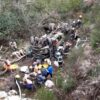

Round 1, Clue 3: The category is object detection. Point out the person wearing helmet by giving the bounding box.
[15,75,20,78]
[72,20,77,28]
[69,27,76,40]
[71,15,83,28]
[64,41,72,53]
[79,15,83,19]
[55,51,63,66]
[76,15,83,28]
[15,74,20,80]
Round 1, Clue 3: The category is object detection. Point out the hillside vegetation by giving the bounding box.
[0,0,100,100]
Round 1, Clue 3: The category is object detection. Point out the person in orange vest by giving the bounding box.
[4,57,11,71]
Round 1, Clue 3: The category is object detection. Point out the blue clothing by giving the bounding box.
[47,65,53,75]
[37,74,46,84]
[24,84,33,90]
[41,68,48,76]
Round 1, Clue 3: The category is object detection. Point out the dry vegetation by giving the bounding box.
[0,0,100,100]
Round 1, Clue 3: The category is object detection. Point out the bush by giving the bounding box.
[0,9,28,39]
[91,29,100,48]
[0,0,84,40]
[55,69,76,93]
[33,0,83,15]
[67,47,84,67]
[94,48,100,54]
[56,75,64,88]
[36,88,57,100]
[58,0,83,13]
[67,0,82,11]
[88,4,100,48]
[88,65,100,77]
[62,76,76,93]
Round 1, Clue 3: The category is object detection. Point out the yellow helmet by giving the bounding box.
[15,75,20,79]
[79,15,82,19]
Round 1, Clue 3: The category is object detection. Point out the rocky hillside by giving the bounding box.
[0,0,100,100]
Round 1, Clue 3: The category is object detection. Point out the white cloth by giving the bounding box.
[23,74,30,81]
[20,66,29,73]
[45,80,54,88]
[57,46,64,51]
[8,90,17,96]
[5,59,11,66]
[54,61,59,67]
[26,79,32,84]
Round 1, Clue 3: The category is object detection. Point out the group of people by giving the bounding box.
[15,58,54,90]
[9,40,26,59]
[3,15,83,91]
[30,15,83,54]
[16,15,83,90]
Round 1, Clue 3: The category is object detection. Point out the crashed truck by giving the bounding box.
[48,31,64,46]
[26,31,64,60]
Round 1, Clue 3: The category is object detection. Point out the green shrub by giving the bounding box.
[55,71,76,93]
[56,75,63,88]
[58,0,83,13]
[91,30,100,48]
[88,65,100,77]
[67,0,82,11]
[95,48,100,54]
[62,76,76,93]
[67,47,84,67]
[0,10,27,38]
[87,4,100,48]
[33,0,83,15]
[57,0,69,13]
[36,88,57,100]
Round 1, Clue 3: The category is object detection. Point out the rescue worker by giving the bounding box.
[30,36,35,45]
[75,37,81,48]
[9,41,18,51]
[57,45,64,55]
[69,27,76,40]
[64,41,72,53]
[60,22,69,34]
[72,20,77,28]
[47,65,53,78]
[36,73,46,85]
[22,74,33,90]
[4,57,11,71]
[23,78,33,90]
[72,15,83,28]
[34,37,39,46]
[74,29,80,40]
[48,23,56,33]
[76,15,83,28]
